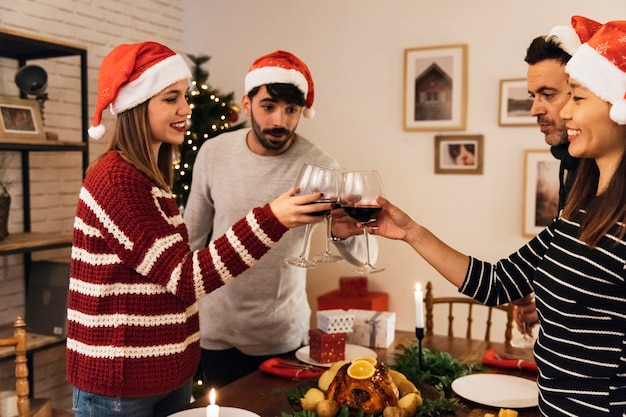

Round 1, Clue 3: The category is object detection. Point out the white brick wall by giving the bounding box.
[0,0,185,410]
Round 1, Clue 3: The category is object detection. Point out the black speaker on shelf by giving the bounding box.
[25,261,69,337]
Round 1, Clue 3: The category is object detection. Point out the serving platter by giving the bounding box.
[451,374,538,408]
[168,406,260,417]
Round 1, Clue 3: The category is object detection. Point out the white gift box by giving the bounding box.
[346,309,396,348]
[316,309,354,334]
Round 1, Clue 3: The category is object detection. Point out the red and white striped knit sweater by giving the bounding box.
[66,151,288,397]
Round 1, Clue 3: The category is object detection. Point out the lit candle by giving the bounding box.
[206,388,219,417]
[414,283,425,328]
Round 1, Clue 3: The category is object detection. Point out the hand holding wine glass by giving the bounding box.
[339,170,385,274]
[285,163,340,268]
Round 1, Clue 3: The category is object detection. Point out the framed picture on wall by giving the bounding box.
[499,79,535,126]
[434,134,483,174]
[0,95,45,141]
[523,149,560,236]
[403,44,467,131]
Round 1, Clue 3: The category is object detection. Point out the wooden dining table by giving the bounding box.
[178,331,540,417]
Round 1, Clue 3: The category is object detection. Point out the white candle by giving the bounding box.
[206,388,219,417]
[414,283,425,328]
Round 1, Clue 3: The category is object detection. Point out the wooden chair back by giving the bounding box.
[424,281,514,344]
[0,316,29,417]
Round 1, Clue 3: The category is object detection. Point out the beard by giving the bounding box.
[249,112,295,151]
[538,115,568,147]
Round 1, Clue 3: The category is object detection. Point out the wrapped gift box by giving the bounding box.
[346,309,396,348]
[316,309,354,334]
[308,329,346,364]
[339,276,368,297]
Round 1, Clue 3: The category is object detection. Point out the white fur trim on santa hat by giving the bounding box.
[110,53,191,115]
[244,66,308,98]
[88,124,106,140]
[548,25,580,56]
[245,66,315,117]
[566,43,626,125]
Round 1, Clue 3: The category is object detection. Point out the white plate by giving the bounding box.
[295,344,377,368]
[451,374,538,408]
[168,406,260,417]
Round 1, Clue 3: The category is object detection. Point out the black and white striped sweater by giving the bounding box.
[461,213,626,416]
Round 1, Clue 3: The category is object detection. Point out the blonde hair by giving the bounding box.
[89,101,174,191]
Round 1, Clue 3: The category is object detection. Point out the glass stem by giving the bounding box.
[297,224,313,259]
[362,226,372,267]
[324,214,332,254]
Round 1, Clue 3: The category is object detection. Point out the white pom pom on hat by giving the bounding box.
[548,15,602,56]
[244,50,315,118]
[565,19,626,125]
[89,41,191,140]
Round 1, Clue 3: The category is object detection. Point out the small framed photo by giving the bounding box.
[523,149,560,236]
[434,134,483,174]
[498,79,535,126]
[0,95,46,141]
[403,44,468,131]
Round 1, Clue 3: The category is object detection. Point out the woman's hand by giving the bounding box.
[367,196,416,242]
[269,187,330,229]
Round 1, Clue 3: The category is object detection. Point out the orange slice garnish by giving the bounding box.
[347,360,376,380]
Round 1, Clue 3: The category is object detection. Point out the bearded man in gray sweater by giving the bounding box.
[184,50,373,388]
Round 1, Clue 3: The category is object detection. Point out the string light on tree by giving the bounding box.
[172,54,246,209]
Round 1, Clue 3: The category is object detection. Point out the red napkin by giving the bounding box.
[482,349,538,372]
[259,358,326,380]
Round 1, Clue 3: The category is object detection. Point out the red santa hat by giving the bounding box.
[565,20,626,125]
[88,41,191,140]
[548,15,603,56]
[244,50,315,118]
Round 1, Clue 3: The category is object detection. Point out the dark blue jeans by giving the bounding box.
[72,379,192,417]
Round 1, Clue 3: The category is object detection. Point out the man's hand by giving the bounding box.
[329,207,363,239]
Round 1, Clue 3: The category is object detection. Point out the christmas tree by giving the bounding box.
[173,54,246,209]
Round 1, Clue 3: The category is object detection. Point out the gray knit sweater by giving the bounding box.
[184,129,371,355]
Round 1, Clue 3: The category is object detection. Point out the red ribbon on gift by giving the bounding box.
[482,348,538,372]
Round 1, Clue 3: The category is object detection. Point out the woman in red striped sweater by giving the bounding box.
[66,42,330,417]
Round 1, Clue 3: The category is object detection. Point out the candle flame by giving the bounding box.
[209,388,216,405]
[415,283,421,291]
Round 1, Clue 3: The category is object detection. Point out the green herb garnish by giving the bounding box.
[391,342,483,395]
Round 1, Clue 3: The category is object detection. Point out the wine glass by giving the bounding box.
[313,169,344,263]
[339,170,384,274]
[511,299,538,348]
[313,207,344,263]
[285,164,340,269]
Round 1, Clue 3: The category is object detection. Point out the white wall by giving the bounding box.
[182,0,624,339]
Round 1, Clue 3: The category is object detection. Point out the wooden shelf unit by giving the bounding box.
[0,29,88,396]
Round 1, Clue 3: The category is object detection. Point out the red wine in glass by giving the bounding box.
[305,198,337,217]
[342,206,382,223]
[339,170,385,274]
[286,164,341,268]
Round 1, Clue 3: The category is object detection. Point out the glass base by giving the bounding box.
[285,257,317,269]
[510,335,535,348]
[353,264,385,274]
[313,253,343,263]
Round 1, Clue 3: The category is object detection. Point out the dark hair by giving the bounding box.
[247,83,306,107]
[524,35,572,66]
[563,154,626,248]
